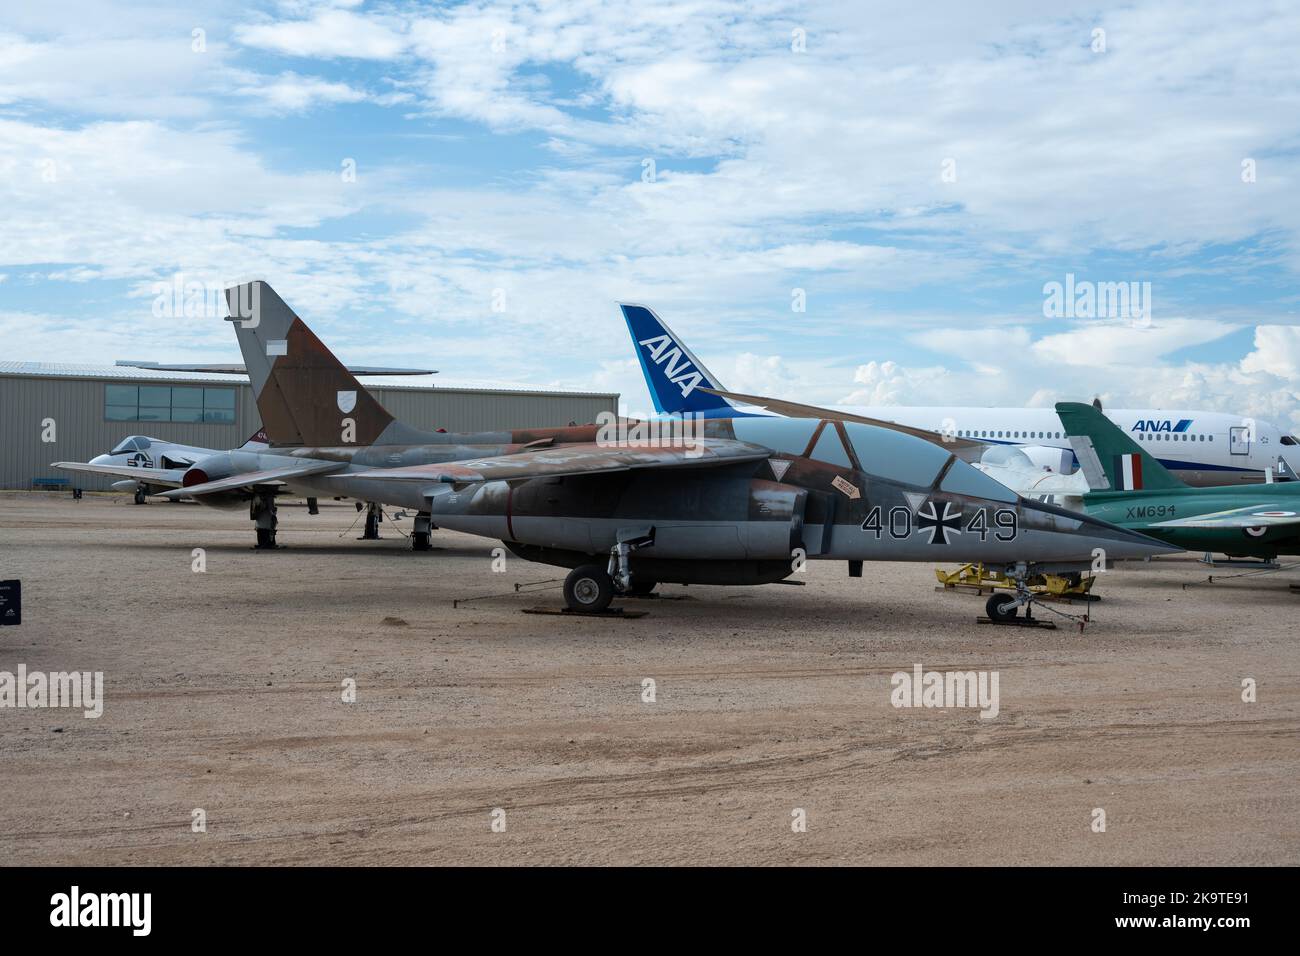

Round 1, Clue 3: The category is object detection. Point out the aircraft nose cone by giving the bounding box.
[1020,498,1181,561]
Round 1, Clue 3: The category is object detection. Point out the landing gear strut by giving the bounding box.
[412,511,434,551]
[562,530,656,612]
[985,562,1035,623]
[607,529,656,593]
[359,501,382,540]
[251,490,278,549]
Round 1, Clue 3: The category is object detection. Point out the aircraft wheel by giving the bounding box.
[255,528,277,549]
[627,577,658,595]
[985,593,1019,623]
[411,531,432,551]
[564,564,614,613]
[133,488,146,505]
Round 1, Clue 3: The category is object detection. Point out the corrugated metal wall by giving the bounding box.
[0,374,616,490]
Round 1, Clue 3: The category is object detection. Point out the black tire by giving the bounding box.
[411,532,431,551]
[255,528,276,549]
[985,593,1019,623]
[627,577,658,596]
[133,488,146,505]
[564,564,614,612]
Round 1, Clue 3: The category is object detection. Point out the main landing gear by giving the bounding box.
[412,511,435,551]
[564,564,616,612]
[562,531,657,612]
[251,490,279,549]
[133,487,147,505]
[356,501,382,540]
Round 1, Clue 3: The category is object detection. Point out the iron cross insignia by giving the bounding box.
[916,500,962,545]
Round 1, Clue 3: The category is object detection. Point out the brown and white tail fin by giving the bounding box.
[224,281,398,447]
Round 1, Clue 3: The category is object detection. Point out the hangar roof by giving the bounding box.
[0,361,617,398]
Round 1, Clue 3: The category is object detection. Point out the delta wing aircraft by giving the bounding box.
[621,303,1300,486]
[144,281,1174,620]
[1057,401,1300,561]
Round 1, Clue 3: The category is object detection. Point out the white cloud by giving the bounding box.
[1240,326,1300,380]
[0,0,1297,425]
[1032,319,1237,367]
[236,9,409,60]
[232,71,367,113]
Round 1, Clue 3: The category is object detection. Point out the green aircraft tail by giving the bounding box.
[1054,402,1187,492]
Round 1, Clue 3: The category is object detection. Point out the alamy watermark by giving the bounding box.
[0,665,103,718]
[1043,273,1151,327]
[596,411,705,458]
[890,663,999,719]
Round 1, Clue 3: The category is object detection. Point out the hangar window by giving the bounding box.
[105,385,236,424]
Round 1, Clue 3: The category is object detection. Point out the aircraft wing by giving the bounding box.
[338,439,770,485]
[698,388,987,457]
[52,462,188,488]
[156,461,346,499]
[1150,504,1300,529]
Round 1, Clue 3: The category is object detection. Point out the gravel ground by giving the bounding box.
[1,491,1296,865]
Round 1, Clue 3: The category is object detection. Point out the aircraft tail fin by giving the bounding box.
[224,281,398,447]
[620,303,737,417]
[1055,401,1187,491]
[238,428,269,450]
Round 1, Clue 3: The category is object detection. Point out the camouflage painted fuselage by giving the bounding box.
[237,416,1173,585]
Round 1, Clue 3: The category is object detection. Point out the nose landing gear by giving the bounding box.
[981,563,1088,631]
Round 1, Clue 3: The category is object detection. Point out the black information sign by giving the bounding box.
[0,579,21,626]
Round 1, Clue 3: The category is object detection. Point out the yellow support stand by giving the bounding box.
[935,563,1097,600]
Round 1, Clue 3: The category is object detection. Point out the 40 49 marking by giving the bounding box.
[860,504,1018,544]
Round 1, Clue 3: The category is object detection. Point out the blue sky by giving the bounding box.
[2,0,1299,424]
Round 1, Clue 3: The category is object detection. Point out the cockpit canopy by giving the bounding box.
[109,436,153,455]
[731,417,1017,502]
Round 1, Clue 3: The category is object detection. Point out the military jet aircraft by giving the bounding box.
[54,431,268,503]
[1058,401,1300,560]
[161,282,1176,621]
[348,414,1176,619]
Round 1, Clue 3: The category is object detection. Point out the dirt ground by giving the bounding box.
[0,491,1296,866]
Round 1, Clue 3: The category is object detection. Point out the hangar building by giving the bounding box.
[0,362,619,491]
